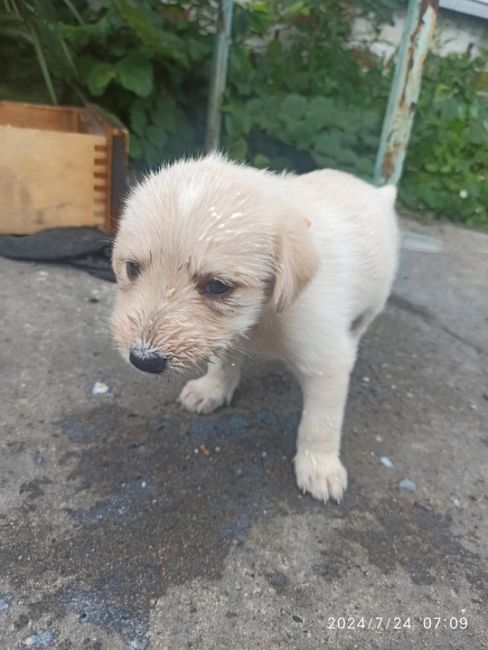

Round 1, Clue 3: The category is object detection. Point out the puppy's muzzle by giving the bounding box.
[129,348,167,374]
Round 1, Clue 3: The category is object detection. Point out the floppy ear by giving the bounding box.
[272,217,320,313]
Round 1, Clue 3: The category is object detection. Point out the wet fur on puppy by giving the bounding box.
[111,154,399,502]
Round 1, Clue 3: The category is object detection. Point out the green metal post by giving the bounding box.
[374,0,439,186]
[205,0,234,152]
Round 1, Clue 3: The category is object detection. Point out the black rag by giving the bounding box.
[0,227,115,282]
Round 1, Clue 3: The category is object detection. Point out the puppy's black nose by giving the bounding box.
[129,349,167,374]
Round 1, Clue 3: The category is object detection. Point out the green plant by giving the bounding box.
[220,0,396,179]
[221,1,487,228]
[0,0,486,227]
[1,0,81,103]
[400,51,488,227]
[0,0,215,164]
[59,0,214,166]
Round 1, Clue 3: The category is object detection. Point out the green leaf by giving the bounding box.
[114,0,189,67]
[59,17,111,48]
[61,0,84,25]
[266,39,282,60]
[281,94,308,121]
[281,2,309,19]
[129,100,148,135]
[253,153,271,168]
[86,61,115,96]
[224,104,253,137]
[116,52,153,97]
[30,25,57,103]
[129,133,143,159]
[226,136,248,161]
[146,124,168,147]
[153,93,179,132]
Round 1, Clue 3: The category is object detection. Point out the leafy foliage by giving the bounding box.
[0,0,486,226]
[400,53,488,227]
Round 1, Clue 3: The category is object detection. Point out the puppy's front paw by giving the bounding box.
[178,376,233,415]
[293,449,347,503]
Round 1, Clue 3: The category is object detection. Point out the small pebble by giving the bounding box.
[91,381,111,396]
[450,495,461,509]
[362,376,370,384]
[141,481,147,488]
[261,451,267,459]
[22,629,58,648]
[380,456,394,468]
[398,479,416,492]
[0,592,13,612]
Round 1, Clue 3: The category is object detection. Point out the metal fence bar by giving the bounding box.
[205,0,234,152]
[374,0,439,187]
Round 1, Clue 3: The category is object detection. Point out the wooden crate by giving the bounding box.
[0,101,128,234]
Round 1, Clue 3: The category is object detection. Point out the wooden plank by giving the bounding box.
[85,104,129,232]
[0,100,128,234]
[0,126,107,234]
[0,101,79,133]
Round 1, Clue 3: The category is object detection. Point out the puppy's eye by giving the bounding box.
[205,279,232,296]
[126,261,141,281]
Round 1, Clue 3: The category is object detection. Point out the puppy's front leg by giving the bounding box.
[293,338,355,503]
[179,355,242,415]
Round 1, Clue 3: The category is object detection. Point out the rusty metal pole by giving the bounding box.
[374,0,439,186]
[205,0,234,152]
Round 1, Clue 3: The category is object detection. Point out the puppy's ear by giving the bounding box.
[272,217,319,313]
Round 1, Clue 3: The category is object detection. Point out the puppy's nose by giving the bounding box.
[129,348,167,374]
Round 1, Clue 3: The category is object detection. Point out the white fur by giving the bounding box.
[112,154,399,503]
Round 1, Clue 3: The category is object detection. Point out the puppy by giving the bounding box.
[111,154,398,503]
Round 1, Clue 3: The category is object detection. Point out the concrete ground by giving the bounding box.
[0,220,487,650]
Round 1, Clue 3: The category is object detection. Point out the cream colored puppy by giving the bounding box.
[111,154,398,503]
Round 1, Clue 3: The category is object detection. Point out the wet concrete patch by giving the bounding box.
[0,372,309,647]
[3,381,485,649]
[339,498,488,594]
[19,478,52,500]
[19,628,59,648]
[0,592,13,613]
[266,572,289,594]
[62,416,97,444]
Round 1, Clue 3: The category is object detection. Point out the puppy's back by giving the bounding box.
[288,168,399,320]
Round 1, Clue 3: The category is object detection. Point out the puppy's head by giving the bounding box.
[111,155,318,375]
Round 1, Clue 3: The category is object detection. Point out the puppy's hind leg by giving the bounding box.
[292,335,356,503]
[179,355,242,415]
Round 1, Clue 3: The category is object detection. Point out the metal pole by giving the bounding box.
[374,0,439,186]
[205,0,234,152]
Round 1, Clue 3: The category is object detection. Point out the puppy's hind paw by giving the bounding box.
[178,376,233,415]
[293,449,347,503]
